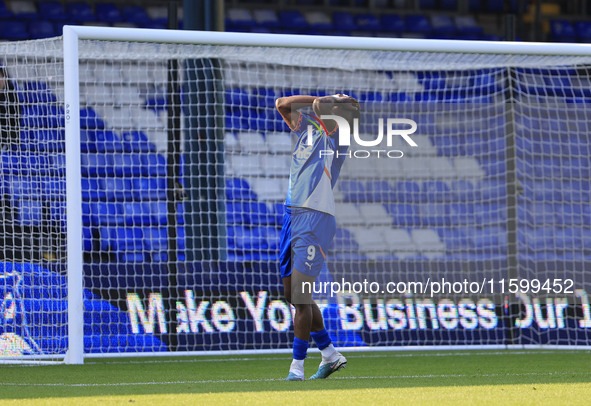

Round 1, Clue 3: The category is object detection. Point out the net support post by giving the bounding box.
[63,25,84,365]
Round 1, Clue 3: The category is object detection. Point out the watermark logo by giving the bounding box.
[307,116,418,159]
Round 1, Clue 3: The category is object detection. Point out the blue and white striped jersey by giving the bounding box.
[285,112,348,216]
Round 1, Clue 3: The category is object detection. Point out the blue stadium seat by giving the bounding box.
[38,176,65,200]
[449,203,475,225]
[331,228,359,252]
[277,10,308,31]
[1,21,28,40]
[260,226,280,251]
[226,8,256,30]
[120,5,151,24]
[405,15,432,35]
[15,199,43,227]
[28,20,56,39]
[37,1,67,21]
[430,15,456,37]
[229,225,267,252]
[339,179,367,203]
[87,202,125,226]
[386,203,420,227]
[440,0,458,10]
[80,107,105,130]
[82,178,104,200]
[82,226,93,251]
[141,153,166,176]
[131,177,166,200]
[111,153,143,177]
[364,180,395,202]
[7,176,37,201]
[575,21,591,43]
[418,203,451,226]
[95,3,123,23]
[470,226,507,255]
[81,153,111,177]
[144,227,168,251]
[422,180,452,202]
[353,13,381,31]
[556,204,591,226]
[333,11,357,32]
[563,180,590,202]
[100,226,144,253]
[225,177,257,201]
[225,87,250,107]
[0,1,12,18]
[550,20,577,42]
[394,181,423,203]
[243,201,275,226]
[226,201,248,224]
[65,2,95,21]
[121,131,156,153]
[103,178,134,201]
[419,0,436,8]
[380,14,405,33]
[93,130,125,153]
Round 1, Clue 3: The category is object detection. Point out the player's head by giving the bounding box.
[313,94,360,127]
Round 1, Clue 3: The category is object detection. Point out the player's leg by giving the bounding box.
[285,268,316,380]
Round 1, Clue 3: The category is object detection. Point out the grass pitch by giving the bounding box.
[1,350,590,405]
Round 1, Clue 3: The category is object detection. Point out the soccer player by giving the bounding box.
[275,93,360,381]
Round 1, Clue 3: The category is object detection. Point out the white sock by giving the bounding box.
[320,344,338,364]
[289,359,305,376]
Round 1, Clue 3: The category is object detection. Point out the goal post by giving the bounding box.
[2,26,591,364]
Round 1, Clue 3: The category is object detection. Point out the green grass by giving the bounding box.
[1,350,591,405]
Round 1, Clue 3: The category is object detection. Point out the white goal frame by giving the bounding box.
[61,25,591,364]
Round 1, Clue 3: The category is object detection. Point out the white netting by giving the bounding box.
[2,34,591,362]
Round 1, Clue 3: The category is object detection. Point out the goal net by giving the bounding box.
[2,27,591,363]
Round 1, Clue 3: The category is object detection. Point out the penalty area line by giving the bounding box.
[2,371,590,387]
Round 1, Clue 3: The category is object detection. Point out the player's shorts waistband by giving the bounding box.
[285,206,330,216]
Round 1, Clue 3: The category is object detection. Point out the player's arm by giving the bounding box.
[275,95,318,131]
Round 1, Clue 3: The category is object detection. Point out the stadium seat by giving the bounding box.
[141,153,167,177]
[386,203,420,227]
[382,228,419,259]
[419,203,451,226]
[278,10,308,30]
[131,178,166,200]
[330,227,359,253]
[422,180,452,202]
[449,203,475,226]
[120,5,151,24]
[237,131,268,153]
[111,153,143,177]
[411,229,446,259]
[121,131,156,153]
[440,0,458,10]
[454,16,483,37]
[405,15,431,35]
[37,1,67,21]
[249,177,285,201]
[339,179,367,203]
[364,180,396,203]
[95,3,123,23]
[103,178,135,202]
[80,107,105,130]
[380,14,405,33]
[332,11,357,32]
[87,202,125,226]
[266,132,292,154]
[575,21,591,43]
[28,20,56,39]
[261,155,290,174]
[393,180,423,203]
[100,226,144,252]
[351,227,391,259]
[226,177,257,201]
[305,11,333,31]
[430,15,456,37]
[9,1,38,19]
[0,21,29,40]
[226,8,256,30]
[230,155,264,177]
[360,203,390,226]
[65,2,95,22]
[335,203,365,226]
[253,9,280,28]
[82,178,105,200]
[550,20,577,42]
[15,198,43,227]
[93,130,125,153]
[0,1,12,18]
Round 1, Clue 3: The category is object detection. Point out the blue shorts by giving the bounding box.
[279,206,336,279]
